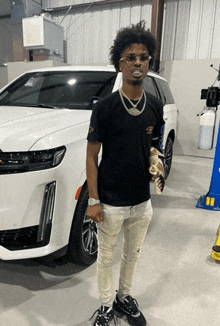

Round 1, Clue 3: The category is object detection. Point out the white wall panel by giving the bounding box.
[197,0,216,59]
[212,0,220,58]
[185,0,202,59]
[108,4,120,48]
[130,2,141,25]
[49,0,152,66]
[43,0,220,63]
[140,1,152,26]
[173,0,190,60]
[162,0,178,61]
[83,5,111,65]
[43,0,125,9]
[64,10,84,64]
[163,0,220,61]
[120,4,131,28]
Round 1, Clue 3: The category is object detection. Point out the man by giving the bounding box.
[87,21,165,326]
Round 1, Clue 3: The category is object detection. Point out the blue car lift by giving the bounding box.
[196,65,220,260]
[196,122,220,211]
[197,65,220,211]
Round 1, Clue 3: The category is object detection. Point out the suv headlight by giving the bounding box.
[0,146,66,174]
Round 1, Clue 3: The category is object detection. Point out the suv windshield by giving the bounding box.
[0,71,117,109]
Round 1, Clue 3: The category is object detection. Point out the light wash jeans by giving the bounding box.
[96,199,153,307]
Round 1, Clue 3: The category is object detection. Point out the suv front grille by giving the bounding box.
[0,224,52,251]
[0,182,55,251]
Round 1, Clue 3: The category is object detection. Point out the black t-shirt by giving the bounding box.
[87,90,164,206]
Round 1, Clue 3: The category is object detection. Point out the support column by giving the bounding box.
[151,0,164,72]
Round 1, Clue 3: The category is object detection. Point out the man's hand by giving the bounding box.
[88,204,104,223]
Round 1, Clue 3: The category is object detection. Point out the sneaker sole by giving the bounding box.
[113,306,147,326]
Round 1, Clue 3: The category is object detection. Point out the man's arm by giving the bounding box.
[86,141,104,223]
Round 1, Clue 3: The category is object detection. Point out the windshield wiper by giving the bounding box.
[28,104,61,109]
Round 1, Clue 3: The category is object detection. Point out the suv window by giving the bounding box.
[154,78,175,105]
[0,71,117,110]
[143,76,160,98]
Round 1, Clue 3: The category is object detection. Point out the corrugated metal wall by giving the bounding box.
[43,0,220,64]
[162,0,220,61]
[43,0,152,65]
[44,0,108,6]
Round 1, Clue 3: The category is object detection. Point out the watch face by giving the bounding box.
[88,198,93,205]
[88,198,100,206]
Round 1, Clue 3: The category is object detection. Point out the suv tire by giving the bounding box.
[68,183,98,265]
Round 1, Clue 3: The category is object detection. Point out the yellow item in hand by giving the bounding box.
[149,147,165,195]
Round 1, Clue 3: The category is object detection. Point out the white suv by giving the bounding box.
[0,66,177,265]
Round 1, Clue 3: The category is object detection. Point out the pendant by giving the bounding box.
[131,108,141,116]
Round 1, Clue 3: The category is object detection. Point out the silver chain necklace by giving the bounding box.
[119,88,146,116]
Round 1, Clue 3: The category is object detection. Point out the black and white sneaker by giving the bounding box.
[90,305,115,326]
[113,294,147,326]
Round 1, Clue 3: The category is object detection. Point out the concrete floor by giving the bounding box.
[1,155,220,326]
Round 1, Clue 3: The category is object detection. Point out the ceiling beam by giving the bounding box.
[43,0,130,12]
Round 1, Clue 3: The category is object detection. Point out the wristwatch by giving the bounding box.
[88,198,100,206]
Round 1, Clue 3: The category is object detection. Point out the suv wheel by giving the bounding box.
[164,136,173,179]
[68,184,98,265]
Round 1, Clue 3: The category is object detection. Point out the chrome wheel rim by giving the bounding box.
[164,138,173,178]
[82,212,98,255]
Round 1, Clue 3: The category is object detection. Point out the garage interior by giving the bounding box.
[0,0,220,325]
[1,155,220,326]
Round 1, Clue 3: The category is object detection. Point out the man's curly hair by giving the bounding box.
[110,21,157,71]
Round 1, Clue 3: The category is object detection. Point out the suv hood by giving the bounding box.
[0,106,91,151]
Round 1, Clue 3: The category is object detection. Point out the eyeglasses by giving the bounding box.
[120,54,152,64]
